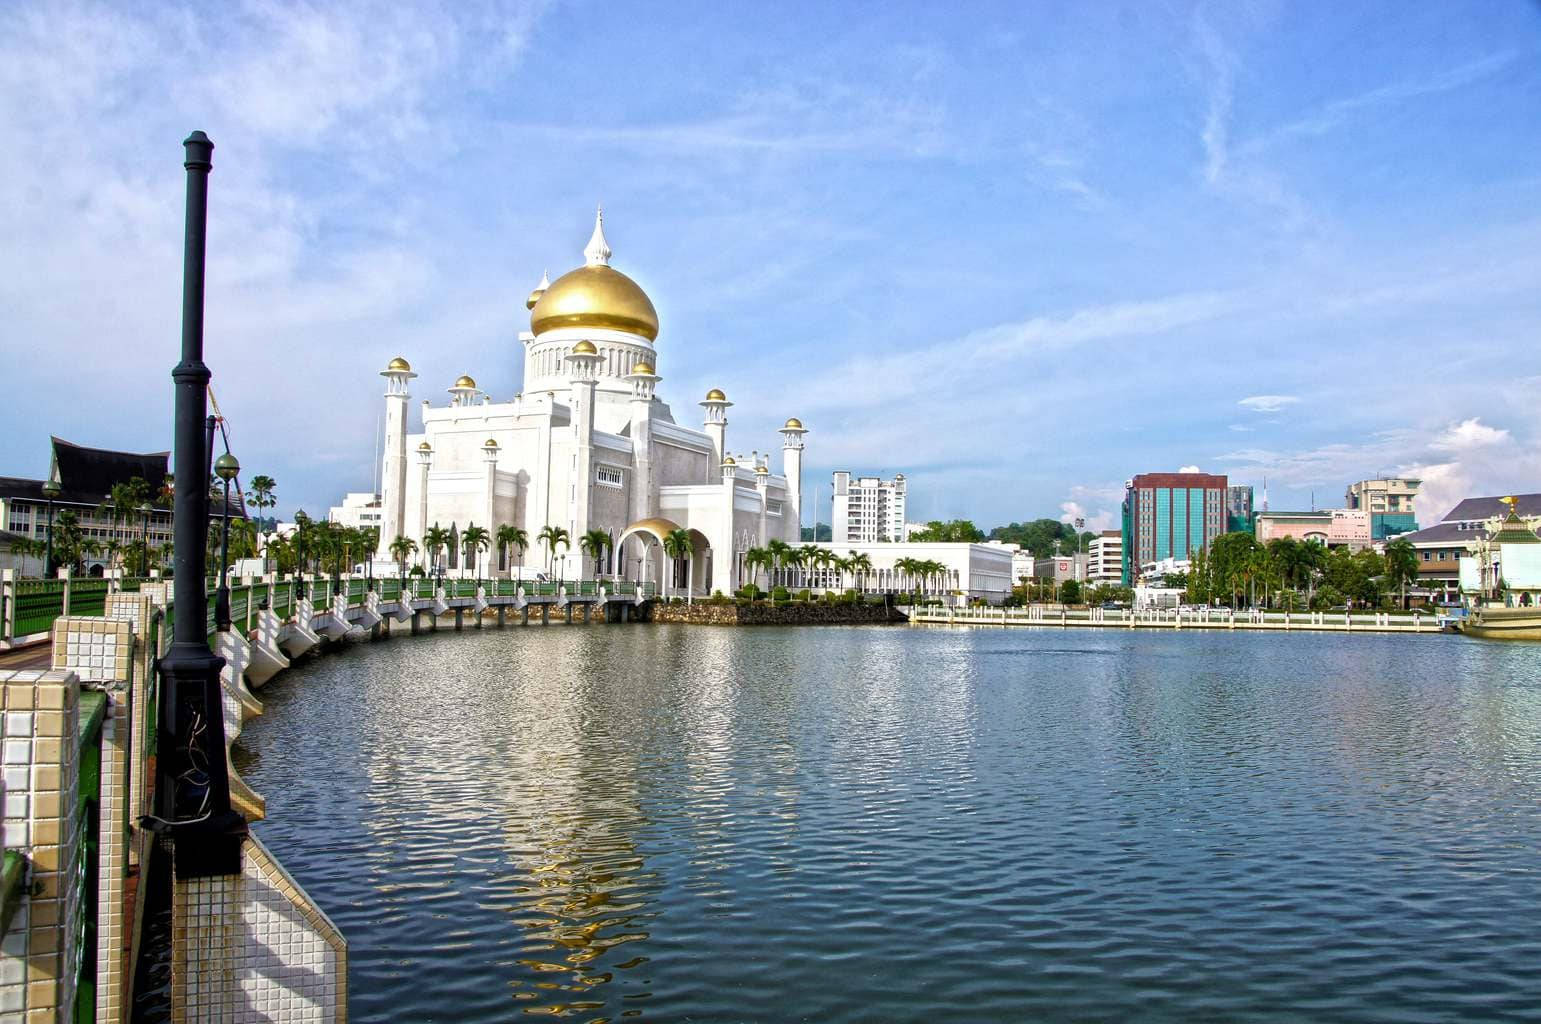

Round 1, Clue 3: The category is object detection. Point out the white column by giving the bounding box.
[701,390,731,475]
[626,363,660,524]
[780,419,807,542]
[416,443,432,569]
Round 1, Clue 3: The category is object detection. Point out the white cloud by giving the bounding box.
[1178,465,1202,474]
[1430,417,1509,452]
[1238,395,1299,413]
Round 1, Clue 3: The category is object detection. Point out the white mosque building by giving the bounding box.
[373,209,806,595]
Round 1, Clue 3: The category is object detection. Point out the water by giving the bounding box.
[233,625,1541,1022]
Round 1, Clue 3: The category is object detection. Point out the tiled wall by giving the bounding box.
[0,669,81,1024]
[173,835,347,1023]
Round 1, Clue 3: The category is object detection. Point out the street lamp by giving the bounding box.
[139,504,152,577]
[213,452,239,630]
[40,480,60,578]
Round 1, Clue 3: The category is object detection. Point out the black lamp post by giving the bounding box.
[153,130,245,876]
[40,480,60,578]
[214,451,239,630]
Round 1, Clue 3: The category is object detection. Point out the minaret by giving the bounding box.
[481,439,499,577]
[716,456,738,593]
[701,389,731,471]
[780,417,807,541]
[448,375,478,408]
[754,461,770,547]
[415,442,433,570]
[377,357,416,558]
[567,342,603,563]
[626,360,660,524]
[585,205,612,267]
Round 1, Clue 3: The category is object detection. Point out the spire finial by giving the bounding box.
[537,268,550,289]
[584,204,611,267]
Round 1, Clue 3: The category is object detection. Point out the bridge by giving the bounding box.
[0,569,658,1022]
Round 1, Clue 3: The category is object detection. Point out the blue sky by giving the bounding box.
[3,1,1539,532]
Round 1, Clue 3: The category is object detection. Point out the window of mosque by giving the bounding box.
[596,465,625,488]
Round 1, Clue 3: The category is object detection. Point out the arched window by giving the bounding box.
[448,523,460,569]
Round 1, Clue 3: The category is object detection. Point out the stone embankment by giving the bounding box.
[645,601,908,625]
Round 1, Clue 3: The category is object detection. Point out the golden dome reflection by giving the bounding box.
[530,265,659,342]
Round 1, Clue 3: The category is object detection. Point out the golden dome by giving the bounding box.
[722,456,736,466]
[418,441,432,451]
[755,464,769,475]
[483,438,499,448]
[386,356,411,372]
[783,417,803,430]
[530,265,659,341]
[454,375,477,389]
[631,361,655,376]
[705,388,726,402]
[571,340,598,355]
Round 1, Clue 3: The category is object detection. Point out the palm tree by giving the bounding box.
[743,546,773,594]
[496,525,528,580]
[423,523,450,579]
[461,522,491,578]
[1384,537,1419,610]
[767,539,792,588]
[538,525,570,582]
[580,528,612,580]
[848,551,873,592]
[833,555,852,592]
[798,544,822,587]
[388,535,417,576]
[663,528,694,602]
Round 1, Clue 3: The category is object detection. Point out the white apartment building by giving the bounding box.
[1087,530,1123,582]
[831,472,907,544]
[327,492,383,531]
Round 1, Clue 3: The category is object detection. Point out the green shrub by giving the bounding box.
[796,588,812,602]
[771,585,791,604]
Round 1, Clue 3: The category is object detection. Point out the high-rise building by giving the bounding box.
[1121,471,1228,584]
[831,472,907,543]
[1226,485,1255,533]
[1345,478,1420,538]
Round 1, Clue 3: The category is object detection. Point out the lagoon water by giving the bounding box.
[234,624,1541,1023]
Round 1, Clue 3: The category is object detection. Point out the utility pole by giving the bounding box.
[152,131,246,877]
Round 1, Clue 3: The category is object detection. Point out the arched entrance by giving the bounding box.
[616,518,712,598]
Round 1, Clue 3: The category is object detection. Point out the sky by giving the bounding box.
[3,0,1540,534]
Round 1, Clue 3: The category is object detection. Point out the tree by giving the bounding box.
[908,519,986,543]
[496,525,528,578]
[423,523,450,578]
[579,529,612,579]
[1384,538,1419,609]
[388,535,418,576]
[246,475,278,557]
[848,551,872,591]
[1207,531,1261,607]
[766,539,792,587]
[743,547,773,594]
[800,523,832,542]
[1060,579,1083,605]
[990,519,1088,556]
[461,523,490,577]
[538,525,570,581]
[663,528,694,601]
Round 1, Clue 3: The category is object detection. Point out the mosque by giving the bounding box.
[372,209,806,595]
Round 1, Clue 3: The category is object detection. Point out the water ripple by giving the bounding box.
[231,626,1541,1022]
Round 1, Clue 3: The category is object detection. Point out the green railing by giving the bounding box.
[0,850,25,940]
[12,580,66,637]
[71,580,111,618]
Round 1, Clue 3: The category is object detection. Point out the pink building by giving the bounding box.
[1255,509,1370,550]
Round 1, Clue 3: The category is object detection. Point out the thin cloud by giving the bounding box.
[1238,395,1299,413]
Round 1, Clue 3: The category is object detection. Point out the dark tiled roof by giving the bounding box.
[50,436,169,503]
[1400,522,1474,545]
[1441,493,1541,523]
